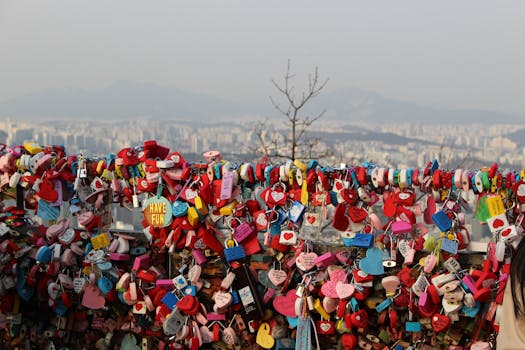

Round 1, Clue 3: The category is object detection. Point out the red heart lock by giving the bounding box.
[431,313,451,332]
[348,206,367,223]
[177,295,200,315]
[340,188,358,205]
[270,235,290,253]
[342,333,357,350]
[332,203,350,231]
[383,195,397,218]
[38,178,59,203]
[395,189,415,206]
[345,309,368,329]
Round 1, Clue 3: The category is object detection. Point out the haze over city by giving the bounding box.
[1,0,524,117]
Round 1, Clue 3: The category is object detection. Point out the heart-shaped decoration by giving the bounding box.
[319,321,332,333]
[323,297,339,313]
[296,252,318,272]
[348,206,367,223]
[268,269,287,286]
[73,277,86,294]
[329,269,347,283]
[321,280,339,298]
[349,309,368,328]
[256,322,275,349]
[492,218,504,229]
[431,314,451,332]
[336,281,355,299]
[270,190,285,203]
[82,285,105,309]
[340,188,358,204]
[215,291,233,309]
[342,333,357,349]
[501,227,512,236]
[305,213,318,225]
[273,290,299,317]
[359,247,385,275]
[256,213,268,227]
[185,188,198,200]
[200,326,214,343]
[283,231,294,240]
[38,179,59,203]
[177,295,199,315]
[332,203,350,231]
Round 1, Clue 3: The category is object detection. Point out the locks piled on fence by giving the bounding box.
[0,140,520,349]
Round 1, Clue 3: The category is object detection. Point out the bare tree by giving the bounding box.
[253,60,330,162]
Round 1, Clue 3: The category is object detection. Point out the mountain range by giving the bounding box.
[0,80,520,124]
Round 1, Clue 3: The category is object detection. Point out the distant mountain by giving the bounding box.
[504,127,525,147]
[309,87,521,124]
[0,80,520,123]
[0,80,260,120]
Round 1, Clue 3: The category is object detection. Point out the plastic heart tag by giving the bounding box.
[214,291,233,309]
[321,280,339,299]
[268,269,287,286]
[73,277,86,294]
[81,285,105,309]
[431,314,451,332]
[273,290,299,317]
[336,281,355,299]
[200,325,214,344]
[296,252,318,272]
[256,322,275,349]
[38,178,59,203]
[359,247,385,275]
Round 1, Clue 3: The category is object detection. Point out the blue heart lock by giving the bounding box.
[97,277,113,295]
[359,247,385,275]
[172,200,189,217]
[36,246,52,264]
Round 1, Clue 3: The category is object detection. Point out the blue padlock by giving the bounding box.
[432,211,452,232]
[349,233,374,248]
[405,321,421,332]
[162,291,179,310]
[441,238,459,254]
[224,239,246,262]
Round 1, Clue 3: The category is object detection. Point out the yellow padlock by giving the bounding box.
[219,201,237,216]
[187,206,199,226]
[195,196,208,215]
[294,160,308,172]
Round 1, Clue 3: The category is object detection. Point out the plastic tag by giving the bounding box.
[220,171,234,200]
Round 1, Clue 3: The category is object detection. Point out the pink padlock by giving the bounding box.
[314,252,337,268]
[233,222,254,242]
[132,253,150,271]
[192,249,207,265]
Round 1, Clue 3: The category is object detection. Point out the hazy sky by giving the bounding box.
[1,0,524,115]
